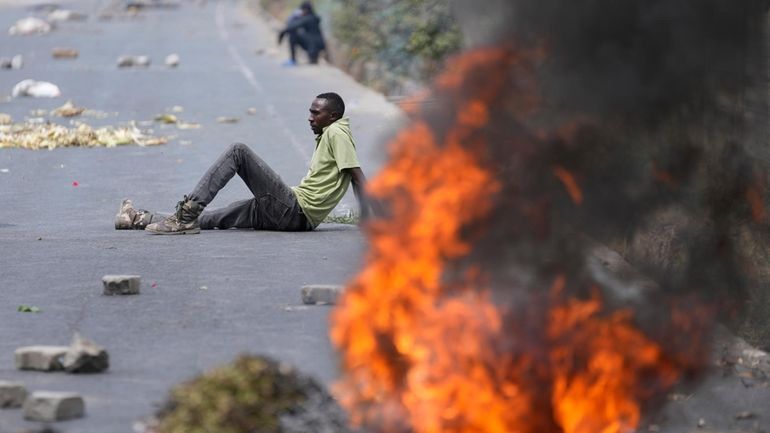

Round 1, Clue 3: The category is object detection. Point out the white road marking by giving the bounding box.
[215,1,310,163]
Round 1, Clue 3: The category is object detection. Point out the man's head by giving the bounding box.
[308,92,345,135]
[300,1,314,14]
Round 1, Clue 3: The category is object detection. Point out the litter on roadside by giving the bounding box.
[52,100,85,117]
[0,55,23,69]
[12,80,61,98]
[9,17,51,35]
[164,53,180,67]
[216,116,239,124]
[0,121,167,149]
[154,113,177,124]
[52,48,79,59]
[117,55,150,68]
[47,9,88,22]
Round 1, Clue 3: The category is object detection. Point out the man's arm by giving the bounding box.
[344,167,382,222]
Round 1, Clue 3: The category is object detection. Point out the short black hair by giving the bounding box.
[316,92,345,117]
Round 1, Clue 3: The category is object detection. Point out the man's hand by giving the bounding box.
[345,167,381,222]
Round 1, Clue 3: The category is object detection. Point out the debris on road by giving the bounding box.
[164,53,180,67]
[23,391,85,422]
[734,411,755,420]
[0,381,27,408]
[52,100,85,117]
[47,9,87,22]
[17,304,41,313]
[0,121,167,149]
[12,80,61,98]
[301,284,344,305]
[15,346,68,371]
[51,48,79,59]
[246,107,257,115]
[63,334,109,373]
[117,55,150,68]
[170,105,183,113]
[102,274,141,295]
[216,116,239,124]
[9,17,51,35]
[0,114,11,125]
[0,55,23,69]
[177,122,200,129]
[154,113,177,124]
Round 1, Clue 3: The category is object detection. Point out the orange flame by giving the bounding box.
[331,47,696,433]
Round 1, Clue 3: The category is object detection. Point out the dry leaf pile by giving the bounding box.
[0,121,167,149]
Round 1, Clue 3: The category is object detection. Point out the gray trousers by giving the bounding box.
[187,143,313,231]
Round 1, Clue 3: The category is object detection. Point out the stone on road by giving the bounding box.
[102,275,141,295]
[63,334,110,373]
[23,391,85,422]
[301,284,345,305]
[15,346,69,371]
[0,380,27,408]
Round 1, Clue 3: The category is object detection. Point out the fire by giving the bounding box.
[331,47,706,433]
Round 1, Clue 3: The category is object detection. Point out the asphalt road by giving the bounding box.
[0,0,402,431]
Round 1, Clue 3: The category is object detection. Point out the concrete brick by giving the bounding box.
[15,346,68,371]
[63,334,109,373]
[0,381,27,408]
[301,285,344,305]
[102,275,140,295]
[23,391,84,422]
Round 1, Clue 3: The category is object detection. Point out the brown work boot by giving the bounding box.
[144,195,203,235]
[114,199,154,230]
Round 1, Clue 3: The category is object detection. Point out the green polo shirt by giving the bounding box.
[292,117,360,227]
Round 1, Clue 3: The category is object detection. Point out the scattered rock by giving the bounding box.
[301,284,344,305]
[51,48,79,59]
[735,411,755,420]
[9,17,51,35]
[216,116,239,124]
[47,9,87,22]
[15,346,68,371]
[52,100,85,117]
[62,334,109,373]
[23,391,85,422]
[246,107,257,115]
[14,426,60,433]
[12,80,61,98]
[0,55,23,69]
[177,122,201,130]
[697,418,706,428]
[134,55,150,67]
[164,53,180,67]
[117,55,134,68]
[102,274,141,295]
[0,381,27,408]
[117,55,150,68]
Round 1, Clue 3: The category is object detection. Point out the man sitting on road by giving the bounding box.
[115,92,376,234]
